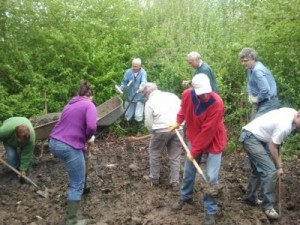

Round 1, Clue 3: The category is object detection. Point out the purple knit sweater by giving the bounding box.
[50,96,97,150]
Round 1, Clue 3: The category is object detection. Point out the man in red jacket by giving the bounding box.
[170,74,227,225]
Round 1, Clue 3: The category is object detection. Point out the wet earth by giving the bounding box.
[1,132,300,225]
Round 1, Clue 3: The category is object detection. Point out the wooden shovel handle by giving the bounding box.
[0,157,39,188]
[127,134,152,142]
[174,129,208,183]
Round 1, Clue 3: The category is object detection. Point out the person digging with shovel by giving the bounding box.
[239,107,300,220]
[169,74,227,225]
[49,80,97,225]
[115,58,147,136]
[0,117,36,181]
[143,82,183,190]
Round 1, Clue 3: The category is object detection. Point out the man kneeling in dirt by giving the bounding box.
[169,74,227,225]
[239,107,300,220]
[0,117,36,179]
[143,82,183,190]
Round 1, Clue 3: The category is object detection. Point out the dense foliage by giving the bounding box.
[0,0,299,153]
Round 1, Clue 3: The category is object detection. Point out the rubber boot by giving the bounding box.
[124,120,130,132]
[66,200,86,225]
[204,213,216,225]
[136,121,142,136]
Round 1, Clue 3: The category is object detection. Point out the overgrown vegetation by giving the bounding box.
[0,0,299,153]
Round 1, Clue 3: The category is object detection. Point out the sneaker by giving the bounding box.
[264,208,279,219]
[171,199,193,212]
[244,198,262,206]
[204,213,216,225]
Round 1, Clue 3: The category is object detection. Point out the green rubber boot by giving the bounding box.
[66,200,87,225]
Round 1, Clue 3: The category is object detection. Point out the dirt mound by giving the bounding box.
[30,113,61,127]
[0,137,300,225]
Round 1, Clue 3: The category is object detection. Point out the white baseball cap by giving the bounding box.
[191,73,212,95]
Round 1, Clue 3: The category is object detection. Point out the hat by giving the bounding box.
[191,73,212,95]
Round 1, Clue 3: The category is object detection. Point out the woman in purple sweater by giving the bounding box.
[49,80,97,225]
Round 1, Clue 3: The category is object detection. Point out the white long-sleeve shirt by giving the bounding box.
[144,90,182,132]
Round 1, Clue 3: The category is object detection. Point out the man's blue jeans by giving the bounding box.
[49,138,85,201]
[240,130,277,210]
[255,97,279,118]
[180,149,222,215]
[4,142,21,169]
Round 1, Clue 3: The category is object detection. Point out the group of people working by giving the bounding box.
[0,48,299,225]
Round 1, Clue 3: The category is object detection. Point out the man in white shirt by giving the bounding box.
[239,107,300,219]
[143,82,183,190]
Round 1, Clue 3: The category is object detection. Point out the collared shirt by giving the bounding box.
[144,90,182,132]
[194,61,218,93]
[176,89,227,157]
[120,67,147,102]
[247,61,277,102]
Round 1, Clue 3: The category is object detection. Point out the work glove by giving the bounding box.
[169,123,180,132]
[88,135,95,143]
[248,95,258,104]
[115,85,123,94]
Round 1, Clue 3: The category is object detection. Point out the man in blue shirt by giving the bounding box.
[239,48,279,118]
[116,58,147,136]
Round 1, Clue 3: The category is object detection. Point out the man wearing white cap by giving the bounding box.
[169,73,227,225]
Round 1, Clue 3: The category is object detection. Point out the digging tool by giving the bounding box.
[0,157,49,198]
[125,134,151,152]
[83,143,92,194]
[127,134,152,142]
[174,129,225,198]
[174,129,208,183]
[278,150,282,217]
[0,157,39,188]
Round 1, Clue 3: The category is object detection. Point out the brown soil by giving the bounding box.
[1,135,300,225]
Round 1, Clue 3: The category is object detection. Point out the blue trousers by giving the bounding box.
[4,142,21,169]
[255,97,279,118]
[49,138,85,201]
[239,131,277,210]
[180,149,222,215]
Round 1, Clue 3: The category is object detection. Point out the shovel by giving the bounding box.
[174,129,207,182]
[83,143,92,194]
[0,157,49,198]
[174,129,224,197]
[127,134,152,142]
[125,134,152,152]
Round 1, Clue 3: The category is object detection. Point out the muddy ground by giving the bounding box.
[1,131,300,225]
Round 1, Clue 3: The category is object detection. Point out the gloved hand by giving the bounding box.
[277,168,283,176]
[115,85,123,94]
[248,95,258,104]
[88,135,95,143]
[169,123,180,132]
[186,152,194,162]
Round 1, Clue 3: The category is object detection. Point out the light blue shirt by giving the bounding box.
[120,67,147,102]
[247,61,277,102]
